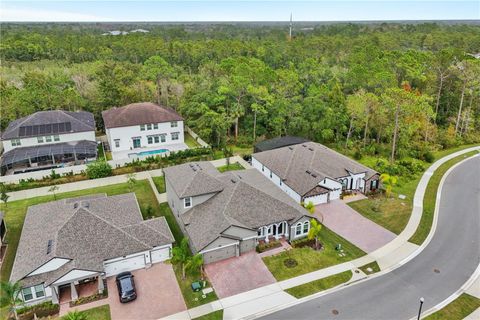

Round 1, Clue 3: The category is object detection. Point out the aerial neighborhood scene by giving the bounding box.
[0,1,479,320]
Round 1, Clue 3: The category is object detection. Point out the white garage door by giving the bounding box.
[104,254,146,277]
[151,247,170,263]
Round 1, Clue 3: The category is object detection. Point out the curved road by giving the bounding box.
[261,156,480,320]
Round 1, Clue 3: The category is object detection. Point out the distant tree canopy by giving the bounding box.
[1,22,479,161]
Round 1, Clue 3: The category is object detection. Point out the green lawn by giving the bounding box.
[172,264,219,309]
[74,305,111,320]
[152,176,166,193]
[158,202,184,243]
[358,261,381,274]
[263,226,365,281]
[97,144,106,161]
[213,145,253,159]
[193,310,224,320]
[185,132,202,148]
[285,270,352,299]
[409,150,479,245]
[424,293,480,320]
[217,162,245,173]
[0,180,165,281]
[431,143,480,160]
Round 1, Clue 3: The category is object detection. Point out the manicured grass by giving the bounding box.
[159,202,184,244]
[432,143,480,160]
[285,270,352,298]
[213,145,253,159]
[105,151,113,161]
[75,305,111,320]
[152,176,166,193]
[424,293,480,320]
[409,150,479,245]
[217,162,245,173]
[358,261,381,274]
[193,310,224,320]
[263,226,365,281]
[97,144,106,161]
[185,132,202,148]
[0,180,165,281]
[172,264,218,309]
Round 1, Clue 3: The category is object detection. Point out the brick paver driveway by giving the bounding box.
[204,251,276,298]
[314,200,396,253]
[107,263,186,319]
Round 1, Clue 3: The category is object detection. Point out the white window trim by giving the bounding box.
[171,121,178,128]
[184,197,192,208]
[114,139,120,148]
[295,223,302,236]
[21,284,45,302]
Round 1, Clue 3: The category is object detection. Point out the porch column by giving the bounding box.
[274,223,280,240]
[284,222,289,237]
[70,282,78,301]
[97,276,104,293]
[51,286,59,304]
[264,226,269,243]
[28,156,32,166]
[235,244,239,257]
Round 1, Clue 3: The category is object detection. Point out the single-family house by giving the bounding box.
[102,102,187,160]
[164,162,313,264]
[252,141,379,205]
[0,110,97,175]
[10,193,174,306]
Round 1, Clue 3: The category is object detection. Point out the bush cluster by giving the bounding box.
[17,301,59,320]
[85,161,113,179]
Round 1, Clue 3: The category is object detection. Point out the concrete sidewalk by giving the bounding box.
[162,146,480,320]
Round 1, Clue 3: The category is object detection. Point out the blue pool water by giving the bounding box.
[135,149,169,156]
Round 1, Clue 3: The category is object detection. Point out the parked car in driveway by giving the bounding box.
[116,272,137,303]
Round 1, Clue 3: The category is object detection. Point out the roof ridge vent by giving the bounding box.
[302,144,307,147]
[288,146,293,150]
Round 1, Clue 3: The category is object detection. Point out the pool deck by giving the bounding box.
[111,142,189,161]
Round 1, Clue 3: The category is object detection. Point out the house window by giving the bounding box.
[171,132,179,141]
[154,136,160,143]
[295,223,302,236]
[257,228,263,236]
[22,287,33,301]
[147,124,152,130]
[140,125,145,131]
[53,135,60,142]
[148,136,153,144]
[154,123,158,129]
[11,139,21,146]
[160,135,166,143]
[184,197,192,208]
[303,221,309,234]
[114,139,120,148]
[34,285,45,298]
[37,137,44,143]
[45,136,52,143]
[171,121,178,128]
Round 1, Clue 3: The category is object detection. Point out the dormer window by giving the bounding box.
[184,197,192,208]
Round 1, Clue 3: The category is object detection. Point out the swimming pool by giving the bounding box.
[131,148,169,157]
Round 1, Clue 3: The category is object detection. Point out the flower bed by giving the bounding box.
[69,290,108,307]
[291,238,323,251]
[17,301,59,320]
[256,240,282,253]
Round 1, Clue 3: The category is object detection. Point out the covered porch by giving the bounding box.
[51,272,105,305]
[257,221,289,243]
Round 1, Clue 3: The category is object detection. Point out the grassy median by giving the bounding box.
[424,293,480,320]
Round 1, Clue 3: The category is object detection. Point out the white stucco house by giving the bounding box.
[0,110,97,175]
[102,102,187,160]
[252,141,379,206]
[10,193,174,306]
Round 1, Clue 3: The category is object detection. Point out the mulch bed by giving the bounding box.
[291,239,323,251]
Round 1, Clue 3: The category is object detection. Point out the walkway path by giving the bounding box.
[314,200,396,253]
[163,146,480,320]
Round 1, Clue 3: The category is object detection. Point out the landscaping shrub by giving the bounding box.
[256,240,282,253]
[17,301,59,320]
[69,290,108,307]
[353,150,363,160]
[85,161,113,179]
[291,238,323,250]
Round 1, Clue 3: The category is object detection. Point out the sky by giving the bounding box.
[1,1,479,22]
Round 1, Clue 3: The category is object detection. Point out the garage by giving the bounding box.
[151,246,171,263]
[104,253,147,277]
[303,193,329,205]
[202,245,237,264]
[239,238,256,254]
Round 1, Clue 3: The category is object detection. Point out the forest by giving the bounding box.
[1,22,479,162]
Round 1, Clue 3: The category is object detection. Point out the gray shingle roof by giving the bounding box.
[254,136,310,153]
[102,102,183,129]
[253,142,377,196]
[11,193,174,286]
[177,167,309,252]
[1,110,95,140]
[163,162,224,198]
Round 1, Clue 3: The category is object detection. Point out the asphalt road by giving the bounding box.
[261,156,480,320]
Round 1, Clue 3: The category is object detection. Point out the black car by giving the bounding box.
[116,272,137,303]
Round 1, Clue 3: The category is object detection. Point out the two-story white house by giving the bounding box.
[0,110,97,175]
[252,141,379,206]
[102,102,186,160]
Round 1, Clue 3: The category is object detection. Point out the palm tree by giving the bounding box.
[0,281,23,320]
[380,173,398,198]
[185,254,204,278]
[62,310,87,320]
[307,219,323,250]
[172,238,191,280]
[48,185,60,200]
[303,201,315,214]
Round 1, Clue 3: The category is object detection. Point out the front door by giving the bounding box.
[133,138,141,149]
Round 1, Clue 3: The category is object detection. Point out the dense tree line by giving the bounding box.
[1,22,479,161]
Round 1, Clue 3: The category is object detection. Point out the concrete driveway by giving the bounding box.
[314,200,396,253]
[107,263,186,320]
[204,251,276,298]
